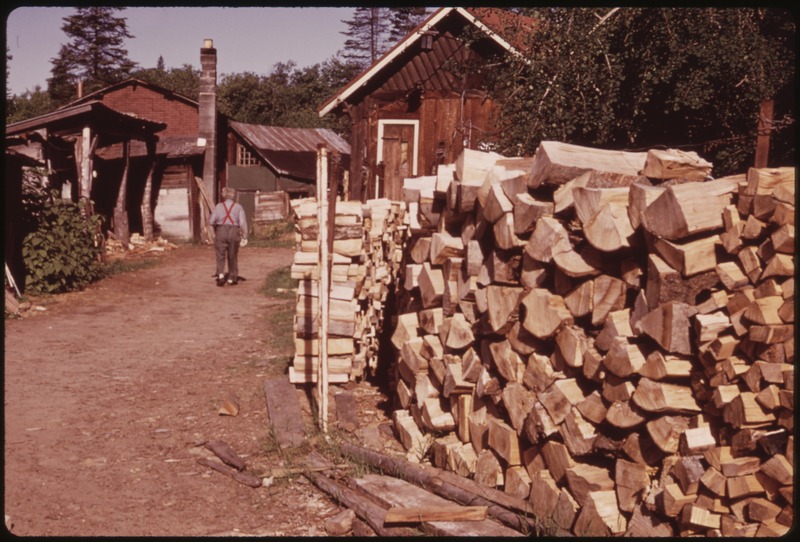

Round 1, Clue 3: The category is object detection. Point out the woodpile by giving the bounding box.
[386,142,794,537]
[289,197,407,383]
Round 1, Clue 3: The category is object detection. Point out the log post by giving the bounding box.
[754,99,774,169]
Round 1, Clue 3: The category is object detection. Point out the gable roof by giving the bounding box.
[60,78,199,110]
[318,7,534,117]
[229,121,350,180]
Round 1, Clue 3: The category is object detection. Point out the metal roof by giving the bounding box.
[229,121,350,181]
[229,122,350,155]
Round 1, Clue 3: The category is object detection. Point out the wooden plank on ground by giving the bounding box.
[351,473,523,537]
[263,378,307,449]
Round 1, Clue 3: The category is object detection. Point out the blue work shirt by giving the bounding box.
[209,198,248,239]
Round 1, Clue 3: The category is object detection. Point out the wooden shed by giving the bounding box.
[62,77,226,241]
[319,7,533,202]
[226,121,350,226]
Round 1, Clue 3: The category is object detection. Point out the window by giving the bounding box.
[236,143,259,167]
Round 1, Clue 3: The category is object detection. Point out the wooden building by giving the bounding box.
[61,76,225,241]
[318,7,534,201]
[226,121,350,226]
[5,101,166,289]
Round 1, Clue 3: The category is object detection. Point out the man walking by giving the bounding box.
[209,187,248,286]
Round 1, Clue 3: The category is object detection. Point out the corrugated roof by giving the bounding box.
[229,122,350,155]
[229,122,350,180]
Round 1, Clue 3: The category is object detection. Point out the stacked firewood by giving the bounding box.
[389,142,794,537]
[289,197,407,383]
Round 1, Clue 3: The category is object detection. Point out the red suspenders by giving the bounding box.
[221,202,235,225]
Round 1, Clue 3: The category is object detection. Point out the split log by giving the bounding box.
[564,462,615,507]
[615,458,651,513]
[645,253,720,307]
[631,378,701,413]
[513,193,552,234]
[653,234,721,277]
[628,181,665,231]
[591,275,628,327]
[602,337,646,378]
[430,232,464,265]
[641,178,737,240]
[526,141,647,189]
[743,166,794,197]
[639,351,693,380]
[521,288,574,339]
[488,417,521,466]
[573,186,635,251]
[641,148,713,181]
[634,301,694,355]
[646,414,690,454]
[485,285,523,334]
[573,490,627,536]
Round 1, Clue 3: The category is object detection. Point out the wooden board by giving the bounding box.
[351,474,523,537]
[263,378,307,449]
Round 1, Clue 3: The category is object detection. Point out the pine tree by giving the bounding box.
[340,7,392,69]
[388,7,431,44]
[47,7,137,106]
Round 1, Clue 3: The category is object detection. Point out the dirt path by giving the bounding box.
[3,245,352,536]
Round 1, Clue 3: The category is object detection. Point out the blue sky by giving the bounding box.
[5,6,356,96]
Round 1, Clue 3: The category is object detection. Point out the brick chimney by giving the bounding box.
[199,39,217,202]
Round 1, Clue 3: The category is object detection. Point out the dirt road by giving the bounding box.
[3,245,347,536]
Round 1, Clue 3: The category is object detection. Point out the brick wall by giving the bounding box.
[97,85,199,137]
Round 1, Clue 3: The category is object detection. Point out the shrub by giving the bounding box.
[22,192,104,295]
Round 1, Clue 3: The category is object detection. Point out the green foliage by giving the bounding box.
[217,58,360,132]
[6,86,54,123]
[480,7,795,175]
[131,63,201,101]
[21,191,104,295]
[48,7,137,106]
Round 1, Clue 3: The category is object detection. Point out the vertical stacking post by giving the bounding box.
[316,145,330,432]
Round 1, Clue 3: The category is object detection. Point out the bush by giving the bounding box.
[22,193,104,295]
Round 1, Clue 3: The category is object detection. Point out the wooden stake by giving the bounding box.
[317,144,330,433]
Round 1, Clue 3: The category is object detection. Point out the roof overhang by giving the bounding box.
[6,100,167,144]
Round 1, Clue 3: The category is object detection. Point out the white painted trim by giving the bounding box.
[376,119,420,197]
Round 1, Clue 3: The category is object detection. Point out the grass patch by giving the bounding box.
[263,303,296,354]
[249,220,295,248]
[261,265,296,299]
[100,256,161,278]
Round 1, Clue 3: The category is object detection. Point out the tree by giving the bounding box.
[131,64,201,100]
[47,7,137,106]
[217,57,361,132]
[388,7,431,44]
[6,86,54,124]
[478,7,795,175]
[341,7,392,69]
